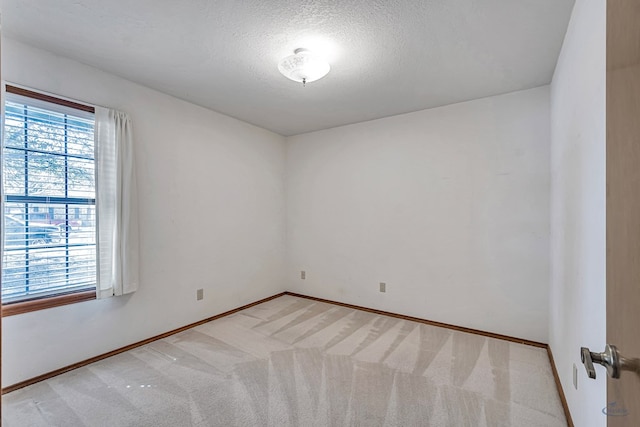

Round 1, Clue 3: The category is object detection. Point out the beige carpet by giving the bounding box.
[2,295,567,426]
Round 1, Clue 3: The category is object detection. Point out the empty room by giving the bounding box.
[2,0,639,426]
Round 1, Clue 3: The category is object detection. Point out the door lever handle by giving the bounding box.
[581,344,640,379]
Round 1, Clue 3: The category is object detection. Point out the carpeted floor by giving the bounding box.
[2,294,567,426]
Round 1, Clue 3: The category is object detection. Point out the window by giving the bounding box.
[2,86,97,313]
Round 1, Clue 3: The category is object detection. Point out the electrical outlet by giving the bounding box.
[573,363,578,389]
[197,289,204,301]
[379,282,386,293]
[301,271,306,280]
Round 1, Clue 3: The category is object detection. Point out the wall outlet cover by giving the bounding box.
[380,282,386,293]
[197,288,204,301]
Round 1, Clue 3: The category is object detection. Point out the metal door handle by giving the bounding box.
[581,344,640,379]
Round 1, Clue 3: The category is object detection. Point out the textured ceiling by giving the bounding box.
[3,0,574,136]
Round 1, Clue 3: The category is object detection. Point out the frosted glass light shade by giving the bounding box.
[278,49,330,84]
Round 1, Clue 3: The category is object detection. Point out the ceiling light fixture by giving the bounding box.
[278,48,330,86]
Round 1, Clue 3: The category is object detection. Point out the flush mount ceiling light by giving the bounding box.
[278,48,330,86]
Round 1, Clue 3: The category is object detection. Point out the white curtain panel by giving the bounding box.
[95,107,140,298]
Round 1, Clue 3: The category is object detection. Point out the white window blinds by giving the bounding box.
[2,91,97,303]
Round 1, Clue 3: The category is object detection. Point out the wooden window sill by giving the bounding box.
[1,290,96,317]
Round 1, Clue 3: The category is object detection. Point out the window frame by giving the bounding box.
[1,85,97,316]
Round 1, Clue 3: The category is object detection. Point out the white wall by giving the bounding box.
[549,0,606,425]
[1,38,286,387]
[286,86,550,342]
